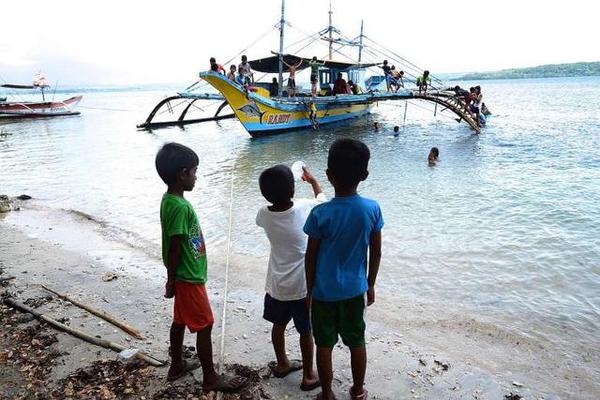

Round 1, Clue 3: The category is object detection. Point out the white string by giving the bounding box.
[217,132,237,377]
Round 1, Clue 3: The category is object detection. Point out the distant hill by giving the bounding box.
[454,62,600,81]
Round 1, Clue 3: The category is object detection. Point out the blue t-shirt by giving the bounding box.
[303,194,384,302]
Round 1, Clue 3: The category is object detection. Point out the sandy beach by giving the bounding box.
[1,200,598,400]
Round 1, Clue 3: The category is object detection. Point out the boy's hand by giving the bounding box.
[302,166,315,183]
[164,280,176,298]
[367,286,375,306]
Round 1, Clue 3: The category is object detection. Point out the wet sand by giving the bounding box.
[1,203,598,399]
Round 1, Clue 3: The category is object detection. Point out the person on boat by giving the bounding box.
[428,147,439,166]
[238,55,254,85]
[379,60,392,92]
[468,87,482,127]
[236,69,247,87]
[282,58,303,97]
[333,73,350,95]
[308,102,319,130]
[390,67,404,92]
[269,77,279,97]
[348,80,362,95]
[416,70,431,94]
[227,65,237,81]
[209,57,226,75]
[309,56,326,97]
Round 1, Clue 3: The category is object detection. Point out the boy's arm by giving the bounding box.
[367,230,382,306]
[301,167,323,198]
[165,235,184,298]
[305,237,320,308]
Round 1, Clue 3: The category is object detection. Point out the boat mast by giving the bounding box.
[278,0,285,96]
[358,20,364,63]
[328,0,333,60]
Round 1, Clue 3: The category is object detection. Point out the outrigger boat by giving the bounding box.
[139,1,482,136]
[0,74,82,120]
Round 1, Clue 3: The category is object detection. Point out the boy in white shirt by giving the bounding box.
[256,164,325,392]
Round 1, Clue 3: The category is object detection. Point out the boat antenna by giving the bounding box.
[358,20,364,63]
[328,0,333,60]
[278,0,285,96]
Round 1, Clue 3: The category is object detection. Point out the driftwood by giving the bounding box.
[0,276,16,283]
[3,298,166,367]
[40,284,144,339]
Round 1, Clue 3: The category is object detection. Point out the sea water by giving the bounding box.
[1,77,599,356]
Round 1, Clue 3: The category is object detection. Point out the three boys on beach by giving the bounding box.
[156,137,383,399]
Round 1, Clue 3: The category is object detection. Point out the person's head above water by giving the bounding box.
[429,147,439,160]
[259,165,294,205]
[394,126,399,132]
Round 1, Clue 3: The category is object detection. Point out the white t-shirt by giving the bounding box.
[256,194,327,301]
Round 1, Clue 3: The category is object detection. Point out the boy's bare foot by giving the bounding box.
[202,373,247,393]
[268,359,303,378]
[350,387,368,399]
[300,375,320,391]
[166,359,200,382]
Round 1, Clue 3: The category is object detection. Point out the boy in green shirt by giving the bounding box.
[156,142,246,392]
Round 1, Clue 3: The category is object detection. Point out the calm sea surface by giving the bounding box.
[1,77,599,350]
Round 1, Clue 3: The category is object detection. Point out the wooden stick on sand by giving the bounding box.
[40,284,145,340]
[3,298,165,367]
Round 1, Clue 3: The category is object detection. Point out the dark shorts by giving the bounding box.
[287,78,296,88]
[470,105,480,113]
[310,74,318,84]
[311,294,366,348]
[263,293,311,334]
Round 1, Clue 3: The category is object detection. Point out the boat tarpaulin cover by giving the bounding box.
[249,54,377,73]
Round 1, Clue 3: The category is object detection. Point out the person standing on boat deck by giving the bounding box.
[227,65,237,81]
[283,58,303,97]
[269,78,279,98]
[333,73,349,95]
[416,70,431,94]
[238,55,254,85]
[209,57,225,75]
[379,60,392,92]
[309,56,326,97]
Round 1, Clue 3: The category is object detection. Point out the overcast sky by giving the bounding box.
[1,0,597,86]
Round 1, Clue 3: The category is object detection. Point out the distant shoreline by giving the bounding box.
[452,61,600,81]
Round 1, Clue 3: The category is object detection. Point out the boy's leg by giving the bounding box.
[272,323,291,371]
[338,295,368,399]
[349,346,367,398]
[316,346,335,399]
[299,332,319,387]
[168,322,186,377]
[311,299,339,399]
[196,324,218,386]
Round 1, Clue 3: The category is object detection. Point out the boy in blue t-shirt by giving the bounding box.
[303,138,383,400]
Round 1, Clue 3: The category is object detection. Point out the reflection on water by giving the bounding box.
[1,78,599,350]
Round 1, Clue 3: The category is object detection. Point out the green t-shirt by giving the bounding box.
[309,60,320,75]
[160,193,207,284]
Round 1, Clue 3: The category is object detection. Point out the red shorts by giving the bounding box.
[173,282,214,332]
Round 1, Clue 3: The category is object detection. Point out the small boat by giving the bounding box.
[0,74,82,120]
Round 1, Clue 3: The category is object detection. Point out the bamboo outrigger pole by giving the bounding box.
[40,284,144,340]
[4,298,165,367]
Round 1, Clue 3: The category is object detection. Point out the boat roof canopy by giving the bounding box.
[1,84,36,89]
[249,54,377,73]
